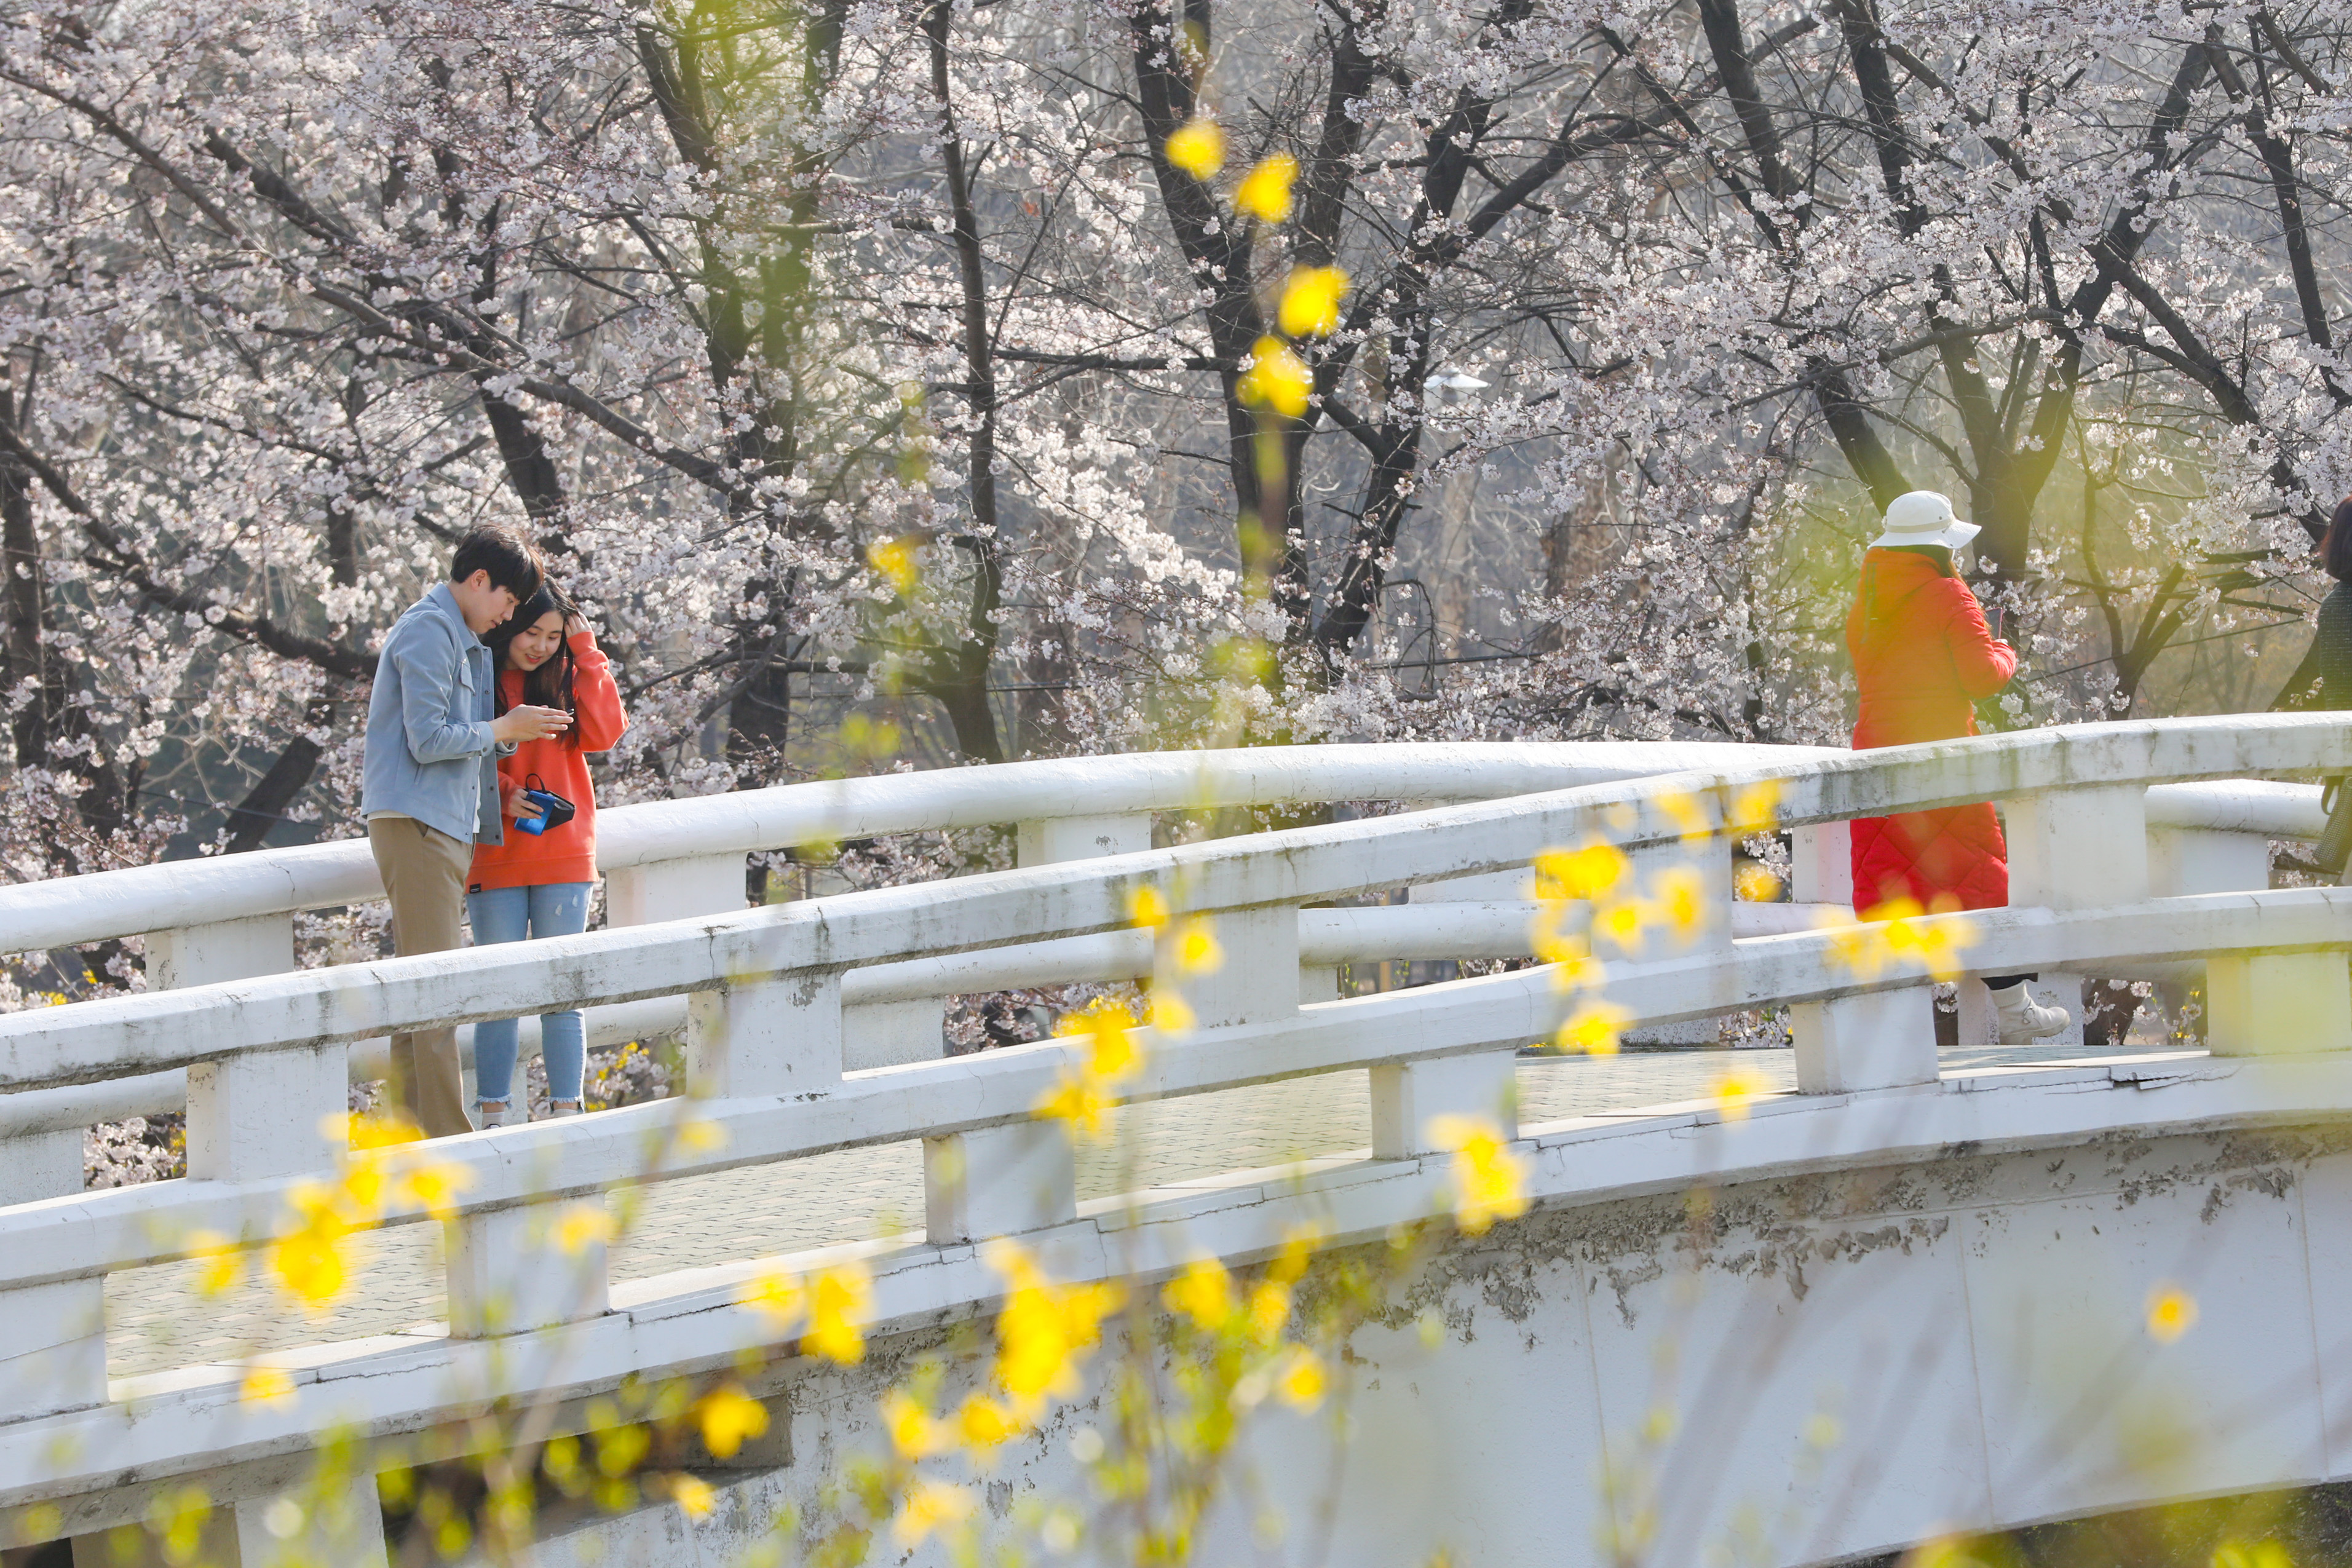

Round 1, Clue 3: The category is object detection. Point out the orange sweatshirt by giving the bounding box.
[466,631,627,892]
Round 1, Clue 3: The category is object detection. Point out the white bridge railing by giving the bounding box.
[1,717,2348,1538]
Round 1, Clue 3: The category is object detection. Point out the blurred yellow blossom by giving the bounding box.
[895,1480,978,1547]
[554,1202,614,1256]
[804,1261,872,1363]
[666,1473,716,1519]
[2147,1283,2198,1344]
[1733,860,1783,901]
[1164,117,1226,179]
[1428,1114,1529,1235]
[866,537,919,594]
[1275,1348,1326,1410]
[1278,264,1347,337]
[1148,989,1195,1035]
[1554,1000,1629,1056]
[736,1265,804,1334]
[1654,790,1711,843]
[1237,336,1311,418]
[1711,1064,1771,1121]
[1533,841,1628,901]
[239,1364,296,1409]
[1233,152,1298,221]
[1727,779,1783,835]
[1127,884,1170,931]
[988,1239,1123,1405]
[187,1229,241,1297]
[1172,917,1222,975]
[696,1385,770,1460]
[1651,865,1709,942]
[1164,1256,1236,1332]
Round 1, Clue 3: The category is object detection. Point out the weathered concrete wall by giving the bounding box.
[491,1124,2352,1568]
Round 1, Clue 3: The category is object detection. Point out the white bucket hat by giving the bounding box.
[1870,490,1979,552]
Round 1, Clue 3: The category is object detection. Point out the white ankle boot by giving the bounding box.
[1991,983,2069,1045]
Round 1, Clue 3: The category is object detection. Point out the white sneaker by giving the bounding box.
[547,1101,583,1119]
[476,1101,521,1128]
[1992,984,2069,1045]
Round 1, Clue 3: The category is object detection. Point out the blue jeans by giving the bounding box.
[465,882,593,1106]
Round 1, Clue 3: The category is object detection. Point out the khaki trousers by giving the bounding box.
[368,816,476,1138]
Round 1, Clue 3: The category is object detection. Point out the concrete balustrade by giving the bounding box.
[6,717,2352,1561]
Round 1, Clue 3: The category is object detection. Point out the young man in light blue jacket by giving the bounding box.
[362,525,570,1136]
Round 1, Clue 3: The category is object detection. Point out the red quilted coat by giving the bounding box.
[1847,549,2019,914]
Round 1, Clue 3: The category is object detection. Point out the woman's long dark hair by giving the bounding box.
[484,581,582,746]
[2321,496,2352,582]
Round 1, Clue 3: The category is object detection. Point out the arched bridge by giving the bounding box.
[3,718,2351,1567]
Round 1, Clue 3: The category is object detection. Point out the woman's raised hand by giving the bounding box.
[565,613,592,640]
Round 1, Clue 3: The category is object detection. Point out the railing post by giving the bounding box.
[0,1275,106,1420]
[146,911,296,990]
[0,1126,83,1206]
[1790,987,1939,1093]
[1187,905,1301,1028]
[606,852,748,927]
[1371,1051,1519,1158]
[925,1120,1078,1243]
[2001,784,2147,1047]
[2147,826,2271,897]
[185,1044,350,1182]
[688,970,844,1099]
[155,912,349,1185]
[1790,823,1853,906]
[448,1200,611,1337]
[2206,954,2352,1056]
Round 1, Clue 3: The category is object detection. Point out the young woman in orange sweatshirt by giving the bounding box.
[467,582,627,1123]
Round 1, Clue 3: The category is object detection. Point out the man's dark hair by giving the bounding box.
[2323,497,2352,583]
[449,524,544,601]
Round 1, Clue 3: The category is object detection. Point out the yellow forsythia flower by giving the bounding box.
[803,1261,872,1363]
[986,1239,1122,1402]
[1275,1348,1326,1410]
[735,1265,804,1334]
[667,1473,716,1519]
[956,1391,1023,1449]
[2146,1283,2198,1344]
[1653,790,1712,842]
[1233,153,1298,222]
[1727,778,1783,835]
[1533,841,1629,901]
[239,1364,298,1409]
[1554,999,1629,1055]
[893,1480,978,1547]
[1427,1114,1530,1235]
[1650,865,1709,943]
[1127,884,1171,932]
[1033,1074,1114,1139]
[1237,336,1311,418]
[554,1202,614,1256]
[1172,917,1222,976]
[1164,117,1227,179]
[186,1230,241,1298]
[882,1388,946,1459]
[399,1159,473,1222]
[866,537,918,594]
[1163,1256,1235,1331]
[696,1385,770,1460]
[1711,1064,1770,1122]
[1277,264,1347,337]
[1147,989,1194,1035]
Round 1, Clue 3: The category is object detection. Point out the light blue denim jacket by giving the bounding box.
[360,584,510,845]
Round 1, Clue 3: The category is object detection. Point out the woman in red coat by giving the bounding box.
[1847,491,2067,1043]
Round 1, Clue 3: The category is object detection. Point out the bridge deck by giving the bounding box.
[104,1040,2160,1382]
